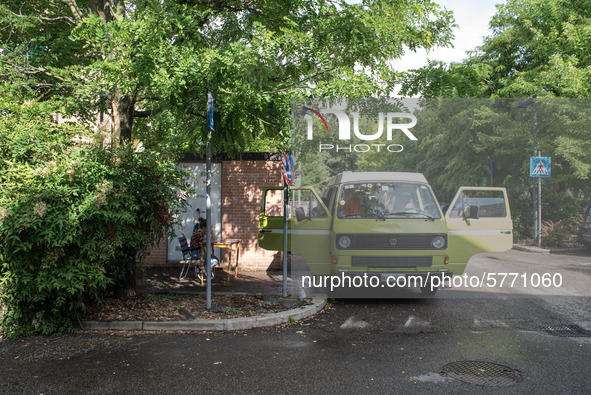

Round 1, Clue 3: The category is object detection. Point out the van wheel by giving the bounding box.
[420,285,438,296]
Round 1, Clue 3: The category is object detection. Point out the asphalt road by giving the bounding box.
[1,249,591,394]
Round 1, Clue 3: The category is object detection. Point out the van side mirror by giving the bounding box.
[295,207,309,222]
[465,205,480,219]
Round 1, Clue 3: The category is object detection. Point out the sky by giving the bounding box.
[391,0,506,71]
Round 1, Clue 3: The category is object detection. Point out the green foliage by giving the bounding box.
[0,101,190,338]
[475,0,591,98]
[541,215,582,247]
[400,61,492,98]
[1,0,455,154]
[402,0,591,98]
[398,0,591,237]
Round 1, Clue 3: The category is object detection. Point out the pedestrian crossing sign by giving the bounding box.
[530,157,551,178]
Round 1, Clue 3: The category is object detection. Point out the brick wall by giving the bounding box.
[220,159,283,270]
[143,156,283,270]
[143,231,169,267]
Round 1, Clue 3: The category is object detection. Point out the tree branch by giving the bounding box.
[0,60,68,83]
[261,67,336,94]
[2,8,76,25]
[61,0,85,23]
[38,15,77,24]
[134,108,162,118]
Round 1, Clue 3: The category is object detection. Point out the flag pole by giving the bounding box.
[206,90,215,310]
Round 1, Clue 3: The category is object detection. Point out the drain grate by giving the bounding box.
[540,324,591,337]
[441,361,522,386]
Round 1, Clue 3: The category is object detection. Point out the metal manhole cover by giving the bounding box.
[441,361,522,386]
[540,324,591,337]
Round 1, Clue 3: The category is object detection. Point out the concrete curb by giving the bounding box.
[512,244,587,254]
[82,295,327,332]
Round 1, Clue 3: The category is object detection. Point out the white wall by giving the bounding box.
[167,163,222,261]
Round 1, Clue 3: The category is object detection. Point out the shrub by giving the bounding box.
[540,215,582,248]
[0,102,190,337]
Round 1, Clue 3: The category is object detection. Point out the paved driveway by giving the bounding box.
[1,249,590,394]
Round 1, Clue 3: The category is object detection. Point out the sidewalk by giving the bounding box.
[512,244,588,254]
[82,266,326,332]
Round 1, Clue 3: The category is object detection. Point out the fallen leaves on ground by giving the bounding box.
[83,293,310,321]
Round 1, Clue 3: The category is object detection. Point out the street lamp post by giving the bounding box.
[531,95,541,247]
[518,94,539,245]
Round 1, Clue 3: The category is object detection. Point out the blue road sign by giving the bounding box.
[283,153,294,185]
[530,157,551,178]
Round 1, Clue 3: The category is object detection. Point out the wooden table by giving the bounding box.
[199,240,241,285]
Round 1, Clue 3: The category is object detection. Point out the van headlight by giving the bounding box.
[432,235,446,249]
[338,235,352,249]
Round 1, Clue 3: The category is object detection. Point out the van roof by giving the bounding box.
[328,171,428,185]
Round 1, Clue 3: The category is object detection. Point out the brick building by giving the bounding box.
[143,153,284,271]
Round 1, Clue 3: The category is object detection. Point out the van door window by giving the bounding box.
[292,189,327,219]
[449,190,507,218]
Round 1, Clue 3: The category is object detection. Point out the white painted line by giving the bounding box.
[409,372,452,383]
[404,315,415,328]
[340,316,370,330]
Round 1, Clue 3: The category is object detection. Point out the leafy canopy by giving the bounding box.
[397,0,591,238]
[401,0,591,98]
[1,0,455,154]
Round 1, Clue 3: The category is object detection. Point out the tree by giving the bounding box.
[396,0,591,238]
[1,0,455,154]
[401,0,591,98]
[472,0,591,97]
[0,100,190,337]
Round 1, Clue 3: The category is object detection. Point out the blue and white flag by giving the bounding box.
[207,91,216,131]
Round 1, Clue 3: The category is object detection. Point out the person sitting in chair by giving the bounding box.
[190,218,219,270]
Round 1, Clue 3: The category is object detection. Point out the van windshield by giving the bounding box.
[337,182,441,220]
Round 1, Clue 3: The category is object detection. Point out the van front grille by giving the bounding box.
[338,234,446,250]
[351,256,433,268]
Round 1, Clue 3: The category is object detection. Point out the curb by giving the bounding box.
[82,295,327,332]
[512,244,587,254]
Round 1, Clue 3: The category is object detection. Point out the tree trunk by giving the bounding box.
[103,0,126,22]
[111,91,135,145]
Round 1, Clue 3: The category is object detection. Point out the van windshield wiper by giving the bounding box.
[388,210,436,221]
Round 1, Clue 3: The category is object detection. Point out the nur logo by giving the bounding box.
[303,107,417,141]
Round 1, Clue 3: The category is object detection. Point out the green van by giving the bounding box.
[259,172,513,295]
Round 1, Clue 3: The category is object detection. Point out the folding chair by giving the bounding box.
[178,234,200,280]
[178,233,219,282]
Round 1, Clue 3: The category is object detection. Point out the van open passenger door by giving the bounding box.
[259,187,332,268]
[445,187,513,265]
